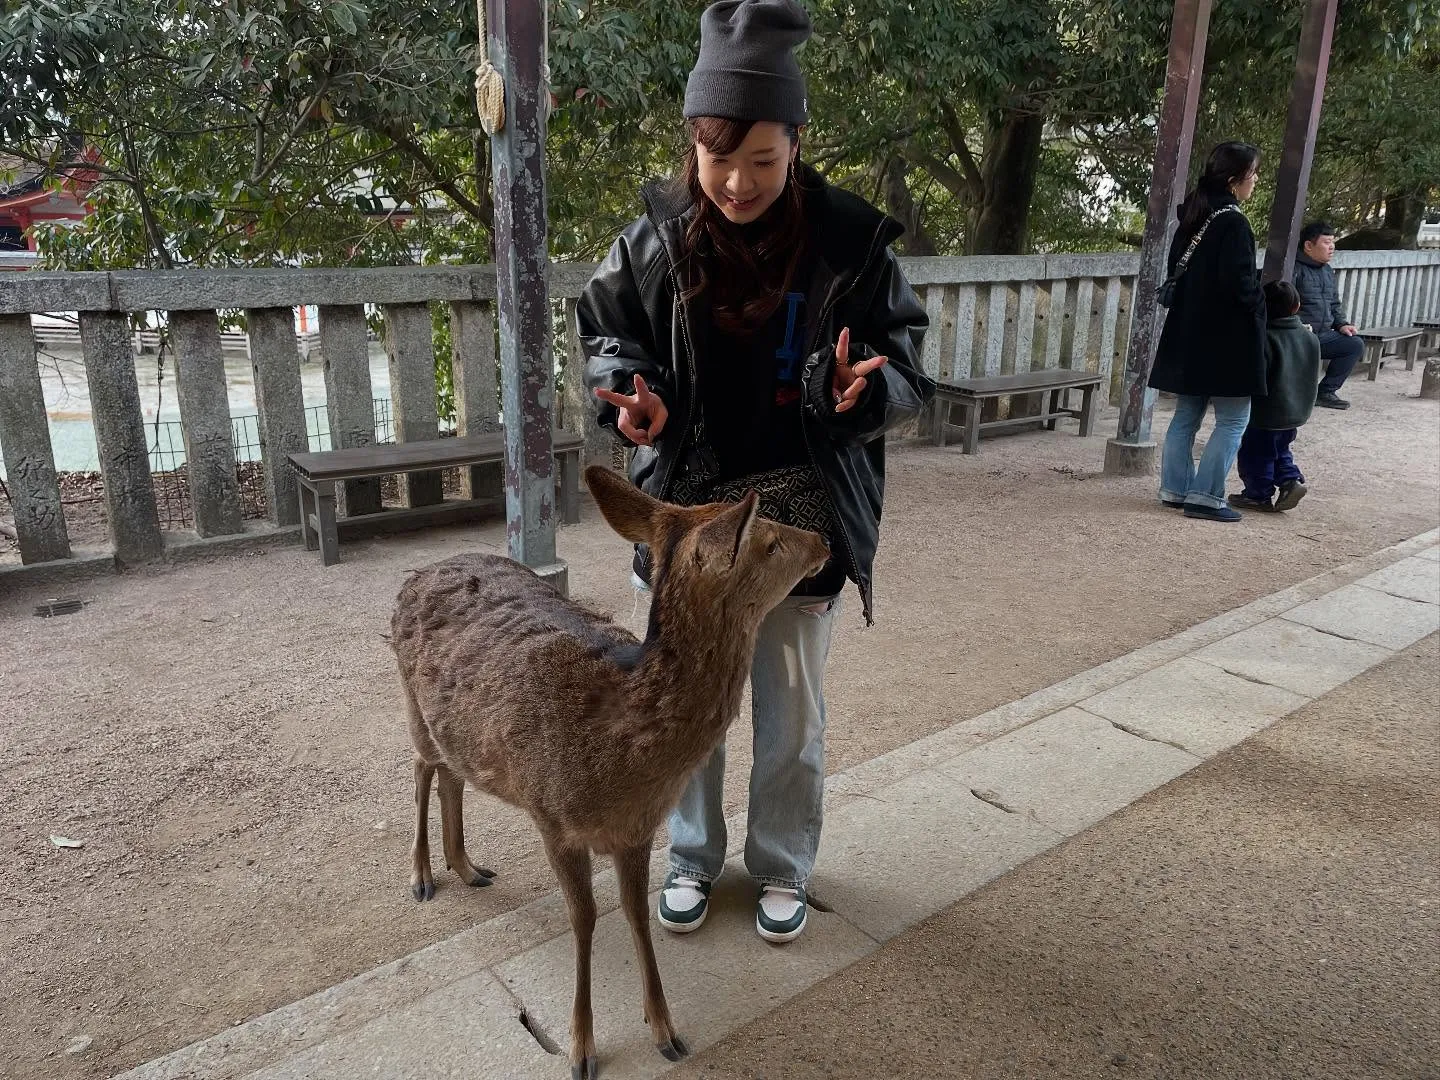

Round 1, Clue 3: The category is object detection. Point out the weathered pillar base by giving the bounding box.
[1104,438,1158,477]
[1420,358,1440,400]
[531,562,569,598]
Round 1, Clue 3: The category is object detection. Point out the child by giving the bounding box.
[1231,280,1322,512]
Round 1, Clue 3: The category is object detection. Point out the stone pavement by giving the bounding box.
[673,628,1440,1080]
[119,530,1440,1080]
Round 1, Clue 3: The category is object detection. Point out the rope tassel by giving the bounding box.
[475,0,506,134]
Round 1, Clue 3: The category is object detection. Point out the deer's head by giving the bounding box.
[586,465,831,625]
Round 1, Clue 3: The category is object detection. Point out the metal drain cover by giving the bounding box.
[34,598,85,618]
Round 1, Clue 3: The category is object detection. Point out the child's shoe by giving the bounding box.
[1228,492,1276,513]
[1274,481,1308,512]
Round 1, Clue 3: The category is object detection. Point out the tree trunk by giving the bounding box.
[881,156,938,256]
[1383,190,1426,249]
[966,109,1044,255]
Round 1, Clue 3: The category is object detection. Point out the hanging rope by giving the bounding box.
[475,0,505,135]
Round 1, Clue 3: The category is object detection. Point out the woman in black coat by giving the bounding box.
[1149,142,1266,522]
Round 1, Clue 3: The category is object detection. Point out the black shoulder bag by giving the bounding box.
[1156,206,1238,308]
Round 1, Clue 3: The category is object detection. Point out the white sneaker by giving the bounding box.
[756,884,807,943]
[658,872,711,933]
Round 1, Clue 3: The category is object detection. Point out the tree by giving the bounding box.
[0,0,506,267]
[1,0,1435,269]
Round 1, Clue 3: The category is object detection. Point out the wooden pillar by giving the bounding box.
[487,0,565,592]
[1262,0,1339,284]
[1105,0,1213,476]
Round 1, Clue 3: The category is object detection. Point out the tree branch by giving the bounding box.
[115,117,173,269]
[937,100,985,198]
[383,126,493,224]
[906,148,976,206]
[250,82,328,184]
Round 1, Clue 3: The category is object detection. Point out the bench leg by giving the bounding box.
[962,399,982,455]
[1367,341,1382,380]
[559,450,580,525]
[298,482,319,552]
[316,482,340,566]
[1046,389,1061,431]
[931,399,950,447]
[1405,337,1419,371]
[1079,386,1096,437]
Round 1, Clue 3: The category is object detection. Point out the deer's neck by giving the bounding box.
[623,599,760,769]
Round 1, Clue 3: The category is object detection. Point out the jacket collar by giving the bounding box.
[1295,251,1327,269]
[1268,314,1305,329]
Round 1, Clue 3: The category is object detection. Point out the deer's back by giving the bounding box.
[391,554,642,818]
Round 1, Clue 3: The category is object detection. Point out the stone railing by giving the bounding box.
[2,249,1437,572]
[1327,250,1440,328]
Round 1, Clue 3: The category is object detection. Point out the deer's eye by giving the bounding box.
[766,540,780,556]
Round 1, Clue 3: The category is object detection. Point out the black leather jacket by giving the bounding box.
[578,166,934,623]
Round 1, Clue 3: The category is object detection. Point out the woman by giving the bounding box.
[578,0,932,944]
[1149,141,1266,522]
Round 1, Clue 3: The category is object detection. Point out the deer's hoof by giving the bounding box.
[464,867,497,887]
[571,1055,598,1080]
[411,879,435,902]
[658,1036,689,1062]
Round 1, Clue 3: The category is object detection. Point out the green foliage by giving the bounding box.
[0,0,1434,275]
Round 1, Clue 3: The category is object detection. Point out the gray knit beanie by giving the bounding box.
[683,0,812,126]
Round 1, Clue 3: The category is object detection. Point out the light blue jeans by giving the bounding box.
[1160,395,1252,509]
[664,592,841,889]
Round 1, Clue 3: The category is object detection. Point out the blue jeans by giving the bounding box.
[666,592,840,888]
[1160,395,1252,509]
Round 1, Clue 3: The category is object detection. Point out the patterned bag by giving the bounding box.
[665,426,833,538]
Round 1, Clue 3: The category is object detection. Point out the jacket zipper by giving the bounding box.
[799,220,888,597]
[658,254,699,503]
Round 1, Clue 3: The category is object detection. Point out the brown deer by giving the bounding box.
[391,464,830,1080]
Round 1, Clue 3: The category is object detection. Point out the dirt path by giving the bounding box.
[2,371,1436,1078]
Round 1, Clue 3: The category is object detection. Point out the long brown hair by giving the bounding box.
[678,116,806,334]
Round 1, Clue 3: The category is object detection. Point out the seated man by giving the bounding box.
[1294,221,1361,410]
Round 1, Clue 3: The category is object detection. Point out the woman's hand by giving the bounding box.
[832,327,889,413]
[594,375,669,447]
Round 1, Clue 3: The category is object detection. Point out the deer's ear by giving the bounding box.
[587,465,662,545]
[695,490,759,569]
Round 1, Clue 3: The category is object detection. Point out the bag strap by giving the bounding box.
[1172,205,1238,280]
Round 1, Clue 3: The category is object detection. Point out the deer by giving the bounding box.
[390,464,831,1080]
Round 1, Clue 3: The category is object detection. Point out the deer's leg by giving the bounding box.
[435,765,496,886]
[615,843,688,1063]
[543,835,599,1080]
[410,757,436,902]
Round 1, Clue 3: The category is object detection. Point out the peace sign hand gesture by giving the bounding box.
[594,375,669,447]
[832,327,889,414]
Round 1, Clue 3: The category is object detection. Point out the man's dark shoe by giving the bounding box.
[1229,493,1276,512]
[1161,499,1185,509]
[1316,391,1350,410]
[1274,480,1309,512]
[1183,503,1243,523]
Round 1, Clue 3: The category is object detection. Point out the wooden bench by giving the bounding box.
[1414,318,1440,358]
[287,430,583,565]
[1356,326,1424,380]
[930,368,1103,453]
